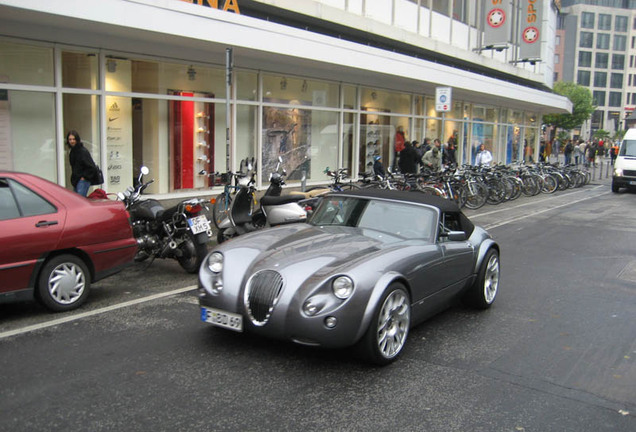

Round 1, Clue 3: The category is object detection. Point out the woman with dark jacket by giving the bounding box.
[67,130,96,196]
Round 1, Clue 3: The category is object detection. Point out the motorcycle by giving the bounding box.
[117,166,212,273]
[216,157,307,243]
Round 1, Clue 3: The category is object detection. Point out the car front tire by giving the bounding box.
[465,249,499,309]
[611,181,620,193]
[359,283,410,365]
[37,254,91,312]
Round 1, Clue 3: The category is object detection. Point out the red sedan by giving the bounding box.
[0,172,137,312]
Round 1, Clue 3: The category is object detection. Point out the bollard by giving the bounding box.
[301,169,307,192]
[599,160,603,179]
[606,161,610,179]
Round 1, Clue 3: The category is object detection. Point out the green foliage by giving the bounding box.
[614,129,626,141]
[593,129,610,140]
[556,130,570,144]
[542,82,596,131]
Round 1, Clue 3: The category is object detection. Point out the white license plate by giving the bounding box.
[188,215,211,234]
[629,181,636,185]
[201,307,243,332]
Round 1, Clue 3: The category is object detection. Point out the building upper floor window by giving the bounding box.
[580,32,594,48]
[579,51,592,68]
[608,92,622,107]
[598,14,612,31]
[616,15,628,32]
[610,73,624,89]
[596,52,609,69]
[432,0,449,16]
[555,54,560,64]
[593,90,606,107]
[594,72,607,88]
[614,35,627,51]
[578,70,591,86]
[556,35,561,45]
[612,54,625,70]
[581,12,595,29]
[597,33,610,50]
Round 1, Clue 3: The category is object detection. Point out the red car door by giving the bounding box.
[0,177,65,294]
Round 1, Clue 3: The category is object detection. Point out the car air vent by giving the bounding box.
[244,270,284,326]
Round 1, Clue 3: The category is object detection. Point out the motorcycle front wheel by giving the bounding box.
[177,233,208,273]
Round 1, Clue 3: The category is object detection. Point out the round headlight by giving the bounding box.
[332,276,354,299]
[207,252,223,273]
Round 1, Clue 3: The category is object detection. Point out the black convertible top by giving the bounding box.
[334,188,461,213]
[332,188,475,236]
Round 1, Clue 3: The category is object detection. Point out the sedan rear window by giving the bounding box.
[0,179,20,220]
[0,178,57,219]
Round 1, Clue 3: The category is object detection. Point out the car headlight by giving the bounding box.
[614,168,623,176]
[332,276,354,299]
[207,252,223,273]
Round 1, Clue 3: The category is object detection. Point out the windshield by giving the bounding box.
[619,139,636,157]
[310,196,436,241]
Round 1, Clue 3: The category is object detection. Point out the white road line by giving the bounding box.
[0,285,197,340]
[483,189,609,231]
[470,184,606,218]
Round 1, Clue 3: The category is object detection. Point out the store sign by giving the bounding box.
[178,0,240,14]
[435,87,452,112]
[518,0,543,60]
[483,0,512,47]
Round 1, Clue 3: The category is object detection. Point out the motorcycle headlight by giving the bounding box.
[207,252,223,273]
[332,276,354,299]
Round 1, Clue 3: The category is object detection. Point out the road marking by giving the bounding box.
[0,285,197,340]
[470,184,606,219]
[483,188,609,231]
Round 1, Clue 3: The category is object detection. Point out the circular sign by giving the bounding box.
[487,9,506,28]
[440,95,447,103]
[523,27,539,44]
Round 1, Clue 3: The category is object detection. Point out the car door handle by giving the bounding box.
[35,220,58,227]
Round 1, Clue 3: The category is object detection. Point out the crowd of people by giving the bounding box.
[539,138,619,167]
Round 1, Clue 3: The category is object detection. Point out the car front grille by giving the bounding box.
[623,170,636,177]
[244,270,284,326]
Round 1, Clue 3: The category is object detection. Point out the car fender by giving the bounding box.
[474,239,499,274]
[354,271,406,343]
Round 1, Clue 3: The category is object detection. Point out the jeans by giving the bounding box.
[75,179,91,197]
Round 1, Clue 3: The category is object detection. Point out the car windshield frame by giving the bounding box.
[309,196,437,241]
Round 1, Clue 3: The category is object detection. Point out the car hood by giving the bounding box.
[219,224,428,278]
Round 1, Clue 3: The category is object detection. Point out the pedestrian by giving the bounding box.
[393,126,406,171]
[573,140,582,165]
[443,138,457,167]
[475,143,493,167]
[588,141,597,167]
[539,141,546,162]
[67,130,97,197]
[611,142,619,165]
[413,140,424,171]
[564,139,573,165]
[422,138,431,153]
[579,140,588,166]
[373,155,386,178]
[422,145,442,172]
[398,141,419,174]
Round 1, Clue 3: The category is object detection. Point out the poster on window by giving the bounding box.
[0,90,12,170]
[262,105,311,182]
[517,0,543,60]
[106,96,133,193]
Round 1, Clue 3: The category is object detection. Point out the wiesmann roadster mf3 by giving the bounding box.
[198,189,500,365]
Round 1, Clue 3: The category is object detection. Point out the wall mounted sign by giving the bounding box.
[178,0,240,14]
[518,0,543,60]
[483,0,512,47]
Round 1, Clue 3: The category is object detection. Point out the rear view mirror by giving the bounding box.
[447,231,467,241]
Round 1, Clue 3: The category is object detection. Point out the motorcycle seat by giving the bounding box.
[260,194,305,206]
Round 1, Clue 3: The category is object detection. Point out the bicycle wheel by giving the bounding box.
[212,193,229,228]
[463,181,488,210]
[541,174,558,194]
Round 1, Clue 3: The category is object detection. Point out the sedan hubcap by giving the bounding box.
[376,290,410,359]
[484,254,499,304]
[48,263,85,305]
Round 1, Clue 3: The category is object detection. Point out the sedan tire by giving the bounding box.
[37,254,91,312]
[465,249,499,309]
[358,283,411,366]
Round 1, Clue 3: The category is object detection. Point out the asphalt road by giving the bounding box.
[1,177,635,432]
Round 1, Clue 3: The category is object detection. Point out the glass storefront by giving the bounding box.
[0,39,541,196]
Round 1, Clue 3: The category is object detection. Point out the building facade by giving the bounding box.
[559,0,636,138]
[0,0,569,199]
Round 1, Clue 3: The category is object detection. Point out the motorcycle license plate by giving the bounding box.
[201,307,243,332]
[188,215,211,234]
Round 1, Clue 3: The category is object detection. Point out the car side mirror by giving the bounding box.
[446,231,467,241]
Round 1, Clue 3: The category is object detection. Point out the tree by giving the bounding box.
[543,82,596,131]
[613,129,626,141]
[593,129,610,140]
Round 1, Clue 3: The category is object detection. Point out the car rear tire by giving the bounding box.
[37,254,91,312]
[465,249,499,309]
[358,283,410,365]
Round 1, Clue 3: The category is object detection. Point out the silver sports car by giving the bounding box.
[198,189,500,365]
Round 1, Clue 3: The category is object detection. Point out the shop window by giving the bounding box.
[62,51,98,90]
[263,74,339,108]
[360,88,411,115]
[0,41,53,86]
[236,71,257,101]
[262,107,338,184]
[343,85,356,110]
[63,93,100,189]
[432,0,450,16]
[0,90,57,182]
